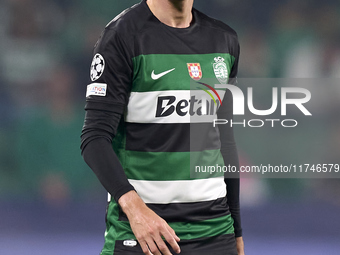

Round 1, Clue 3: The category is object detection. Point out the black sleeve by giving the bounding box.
[80,27,135,202]
[81,109,134,202]
[217,42,242,237]
[86,27,133,113]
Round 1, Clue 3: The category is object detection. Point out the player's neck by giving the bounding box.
[146,0,193,28]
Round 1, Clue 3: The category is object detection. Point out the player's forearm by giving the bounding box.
[81,107,135,201]
[236,236,245,255]
[222,143,242,237]
[218,123,242,236]
[217,88,242,237]
[82,138,135,201]
[225,169,242,237]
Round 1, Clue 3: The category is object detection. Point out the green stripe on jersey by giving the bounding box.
[104,201,234,242]
[124,149,225,180]
[132,53,235,92]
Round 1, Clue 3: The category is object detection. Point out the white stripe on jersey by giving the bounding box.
[128,177,226,204]
[126,90,226,124]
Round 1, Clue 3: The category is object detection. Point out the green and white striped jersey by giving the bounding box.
[85,1,240,253]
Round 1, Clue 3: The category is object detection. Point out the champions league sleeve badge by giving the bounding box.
[90,53,105,81]
[213,56,228,84]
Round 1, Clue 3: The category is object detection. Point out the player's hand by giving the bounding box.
[236,236,245,255]
[119,190,181,255]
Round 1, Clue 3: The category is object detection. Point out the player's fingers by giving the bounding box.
[139,240,153,255]
[166,224,180,242]
[153,235,173,255]
[144,237,162,255]
[161,228,181,254]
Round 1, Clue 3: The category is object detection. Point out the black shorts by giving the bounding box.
[111,234,237,255]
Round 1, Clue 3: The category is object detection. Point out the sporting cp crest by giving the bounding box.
[187,63,202,80]
[213,57,228,84]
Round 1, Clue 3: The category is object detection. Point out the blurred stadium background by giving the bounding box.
[0,0,340,254]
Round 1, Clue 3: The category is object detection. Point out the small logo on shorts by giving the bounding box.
[123,240,137,247]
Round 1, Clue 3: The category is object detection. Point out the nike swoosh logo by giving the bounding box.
[151,68,175,80]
